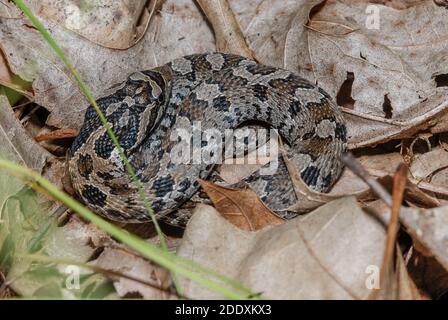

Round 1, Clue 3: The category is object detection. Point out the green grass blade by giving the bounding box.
[11,0,167,249]
[11,0,182,291]
[0,158,259,299]
[9,0,259,299]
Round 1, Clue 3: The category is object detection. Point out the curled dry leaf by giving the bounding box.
[219,142,440,214]
[27,0,158,49]
[198,179,283,231]
[231,0,324,68]
[285,0,448,148]
[218,134,278,184]
[0,98,67,190]
[178,199,419,299]
[330,151,442,208]
[196,0,253,58]
[0,0,216,129]
[370,0,429,10]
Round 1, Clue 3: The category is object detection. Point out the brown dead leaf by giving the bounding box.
[0,0,216,130]
[218,136,277,184]
[197,0,253,58]
[232,0,324,68]
[178,199,419,299]
[370,0,428,9]
[329,151,442,208]
[28,0,158,49]
[434,0,448,8]
[0,1,21,18]
[285,0,448,149]
[198,179,283,231]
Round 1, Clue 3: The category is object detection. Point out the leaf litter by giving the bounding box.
[1,0,448,299]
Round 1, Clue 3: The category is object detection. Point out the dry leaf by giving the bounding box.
[197,0,253,58]
[285,0,448,148]
[0,0,216,129]
[368,200,448,273]
[198,179,283,231]
[410,147,448,181]
[178,199,419,299]
[2,0,448,300]
[26,0,157,49]
[232,0,324,68]
[0,2,20,18]
[0,51,12,83]
[0,96,49,171]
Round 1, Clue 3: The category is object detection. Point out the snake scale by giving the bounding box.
[67,53,347,227]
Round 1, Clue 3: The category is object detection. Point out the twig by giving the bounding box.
[34,128,78,142]
[370,164,407,300]
[341,153,392,207]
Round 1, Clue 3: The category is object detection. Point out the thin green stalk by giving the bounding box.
[12,0,165,247]
[9,0,258,299]
[0,158,258,299]
[11,0,183,292]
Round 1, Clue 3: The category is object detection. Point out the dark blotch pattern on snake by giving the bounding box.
[67,53,347,227]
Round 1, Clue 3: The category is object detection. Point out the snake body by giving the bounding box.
[67,53,347,227]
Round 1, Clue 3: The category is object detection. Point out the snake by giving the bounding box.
[67,53,347,227]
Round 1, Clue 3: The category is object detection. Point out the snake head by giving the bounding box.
[68,69,170,162]
[119,69,170,147]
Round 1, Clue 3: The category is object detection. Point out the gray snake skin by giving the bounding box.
[67,53,347,227]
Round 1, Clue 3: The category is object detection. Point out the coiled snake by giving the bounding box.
[67,53,347,227]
